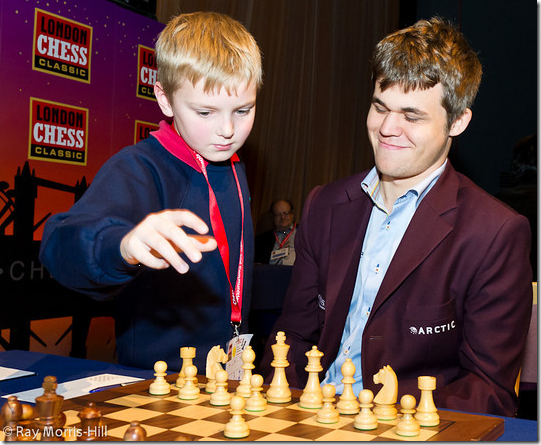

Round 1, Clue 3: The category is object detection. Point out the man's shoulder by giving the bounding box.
[310,170,370,204]
[454,170,522,218]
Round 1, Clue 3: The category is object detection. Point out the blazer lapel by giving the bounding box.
[372,164,459,313]
[325,183,372,325]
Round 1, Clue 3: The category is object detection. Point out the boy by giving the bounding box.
[40,12,263,372]
[260,17,532,416]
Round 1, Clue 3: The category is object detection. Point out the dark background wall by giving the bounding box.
[404,0,537,196]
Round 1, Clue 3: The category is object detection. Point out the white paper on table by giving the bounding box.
[2,373,144,402]
[0,366,35,381]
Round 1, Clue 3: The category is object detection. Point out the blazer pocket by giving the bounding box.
[402,299,458,367]
[404,298,456,324]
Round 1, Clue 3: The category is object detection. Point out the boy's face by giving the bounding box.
[366,80,470,186]
[155,79,257,163]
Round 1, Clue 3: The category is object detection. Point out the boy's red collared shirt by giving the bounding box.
[150,120,240,171]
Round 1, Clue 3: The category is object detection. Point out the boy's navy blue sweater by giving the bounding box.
[39,122,254,371]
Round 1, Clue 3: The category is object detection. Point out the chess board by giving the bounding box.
[3,375,504,441]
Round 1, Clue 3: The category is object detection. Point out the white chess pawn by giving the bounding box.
[354,389,378,430]
[245,374,267,412]
[236,346,255,398]
[224,395,250,439]
[336,358,360,414]
[177,364,200,400]
[396,394,420,437]
[210,369,232,406]
[316,384,340,424]
[149,360,170,395]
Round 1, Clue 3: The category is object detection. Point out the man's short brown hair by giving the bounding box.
[372,17,482,129]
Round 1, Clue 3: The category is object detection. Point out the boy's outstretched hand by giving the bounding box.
[120,209,218,274]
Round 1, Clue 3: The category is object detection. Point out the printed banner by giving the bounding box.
[33,9,92,83]
[137,44,157,100]
[134,120,159,144]
[28,98,89,165]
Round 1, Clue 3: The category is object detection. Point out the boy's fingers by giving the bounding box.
[167,210,211,235]
[188,234,218,252]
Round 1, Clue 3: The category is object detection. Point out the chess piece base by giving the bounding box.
[316,413,339,424]
[224,424,250,439]
[354,419,378,431]
[373,404,397,421]
[415,412,440,427]
[149,383,170,396]
[178,387,200,400]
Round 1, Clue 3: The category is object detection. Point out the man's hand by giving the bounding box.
[120,209,218,274]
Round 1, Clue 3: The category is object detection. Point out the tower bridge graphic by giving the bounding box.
[0,161,88,241]
[0,162,112,357]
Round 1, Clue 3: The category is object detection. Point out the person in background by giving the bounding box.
[259,17,532,417]
[39,12,263,372]
[254,199,297,265]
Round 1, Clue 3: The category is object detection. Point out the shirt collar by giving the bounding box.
[361,160,447,207]
[150,120,240,172]
[275,223,295,235]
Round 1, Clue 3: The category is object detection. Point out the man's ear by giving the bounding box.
[449,108,472,137]
[154,82,174,117]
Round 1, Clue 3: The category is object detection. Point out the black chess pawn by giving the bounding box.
[123,421,147,441]
[78,402,103,441]
[1,396,22,442]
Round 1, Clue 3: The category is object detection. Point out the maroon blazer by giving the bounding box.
[259,163,532,417]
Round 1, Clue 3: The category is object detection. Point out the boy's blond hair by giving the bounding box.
[156,11,263,101]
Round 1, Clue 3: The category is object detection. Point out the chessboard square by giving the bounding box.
[107,394,161,407]
[300,414,354,429]
[288,402,318,411]
[168,404,223,419]
[171,393,212,405]
[276,422,335,440]
[254,432,311,441]
[171,419,226,437]
[147,429,201,441]
[139,412,192,429]
[138,398,184,413]
[245,404,284,416]
[315,428,376,441]
[247,416,296,433]
[265,407,315,422]
[203,410,257,424]
[107,423,167,439]
[63,409,81,426]
[104,407,161,422]
[379,427,439,441]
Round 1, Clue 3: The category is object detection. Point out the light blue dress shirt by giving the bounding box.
[321,161,447,396]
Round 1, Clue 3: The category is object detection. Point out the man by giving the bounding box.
[254,199,297,265]
[259,18,532,417]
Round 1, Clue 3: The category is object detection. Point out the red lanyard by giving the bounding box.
[188,149,245,325]
[274,223,297,249]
